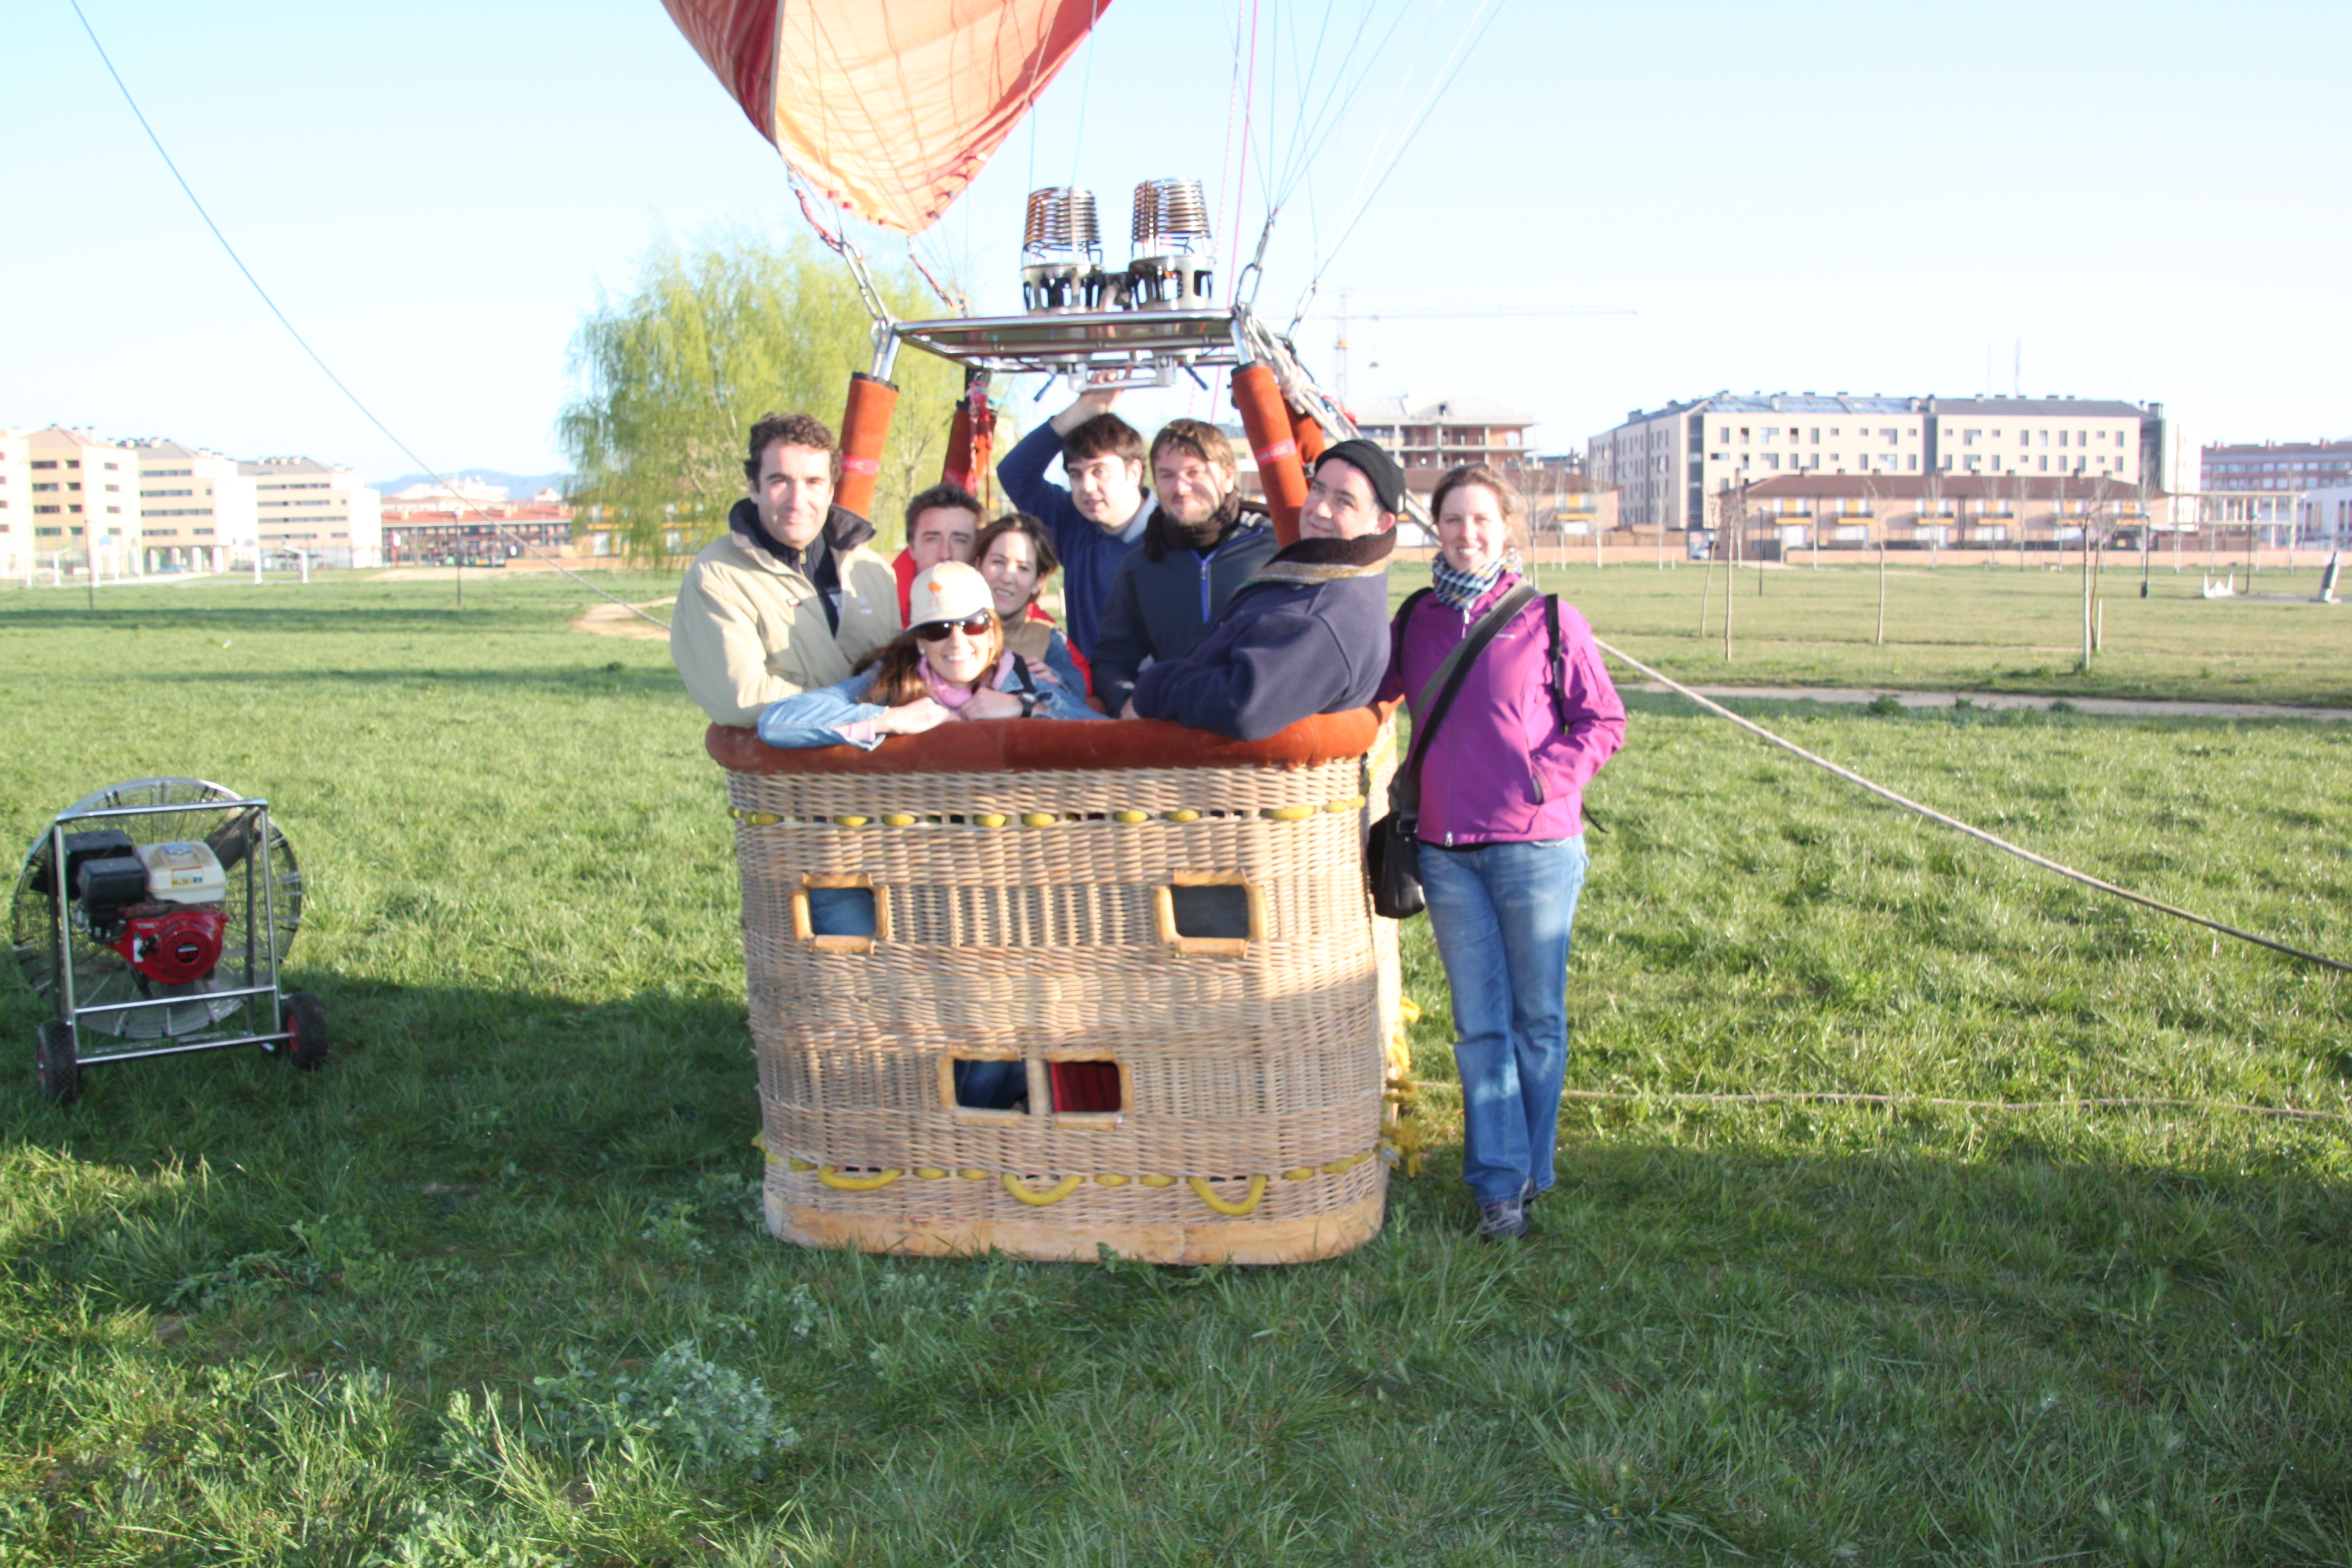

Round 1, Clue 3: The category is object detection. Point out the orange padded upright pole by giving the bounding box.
[836,371,899,521]
[940,368,995,508]
[1231,363,1306,546]
[1291,403,1329,469]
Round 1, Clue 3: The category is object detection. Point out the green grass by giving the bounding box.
[1499,557,2352,707]
[1,574,2349,1565]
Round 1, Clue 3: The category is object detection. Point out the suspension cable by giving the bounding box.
[69,0,668,628]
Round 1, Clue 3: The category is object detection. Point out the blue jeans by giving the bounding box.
[1419,835,1589,1205]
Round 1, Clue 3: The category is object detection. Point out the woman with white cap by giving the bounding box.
[754,559,1103,752]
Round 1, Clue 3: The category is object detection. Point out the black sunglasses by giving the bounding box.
[914,613,992,642]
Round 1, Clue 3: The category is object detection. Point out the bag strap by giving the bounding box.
[1544,593,1569,731]
[1396,583,1538,811]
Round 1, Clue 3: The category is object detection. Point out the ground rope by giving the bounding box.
[70,0,667,630]
[1592,639,2352,976]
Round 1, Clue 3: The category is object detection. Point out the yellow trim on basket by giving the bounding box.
[1187,1175,1268,1216]
[1113,810,1149,824]
[974,813,1008,828]
[1162,809,1200,823]
[832,814,870,828]
[913,1167,947,1180]
[1094,1173,1128,1186]
[1282,1168,1316,1181]
[1139,1173,1176,1187]
[817,1166,901,1191]
[1002,1173,1086,1205]
[1021,811,1058,828]
[958,1167,989,1180]
[732,809,781,826]
[1259,804,1317,821]
[1324,794,1366,813]
[882,813,917,827]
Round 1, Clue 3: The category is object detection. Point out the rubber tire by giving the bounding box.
[280,992,329,1071]
[36,1019,80,1105]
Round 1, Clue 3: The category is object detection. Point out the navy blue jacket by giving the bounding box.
[1088,512,1279,715]
[1128,541,1392,741]
[995,421,1148,658]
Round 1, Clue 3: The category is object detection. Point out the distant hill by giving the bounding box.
[370,469,575,500]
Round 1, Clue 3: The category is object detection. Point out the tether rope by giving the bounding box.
[1591,638,2352,976]
[1407,1083,2352,1128]
[70,0,669,629]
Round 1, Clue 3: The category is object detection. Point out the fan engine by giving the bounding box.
[48,832,230,985]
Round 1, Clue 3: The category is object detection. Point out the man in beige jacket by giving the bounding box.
[671,412,902,726]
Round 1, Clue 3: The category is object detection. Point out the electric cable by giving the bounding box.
[1593,638,2352,976]
[67,0,668,628]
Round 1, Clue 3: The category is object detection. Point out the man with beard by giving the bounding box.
[1087,418,1277,715]
[670,411,900,726]
[1121,438,1400,740]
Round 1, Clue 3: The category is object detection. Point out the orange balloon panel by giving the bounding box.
[662,0,1110,236]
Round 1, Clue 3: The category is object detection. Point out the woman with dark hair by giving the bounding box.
[755,560,1101,753]
[1376,464,1626,1242]
[974,512,1091,699]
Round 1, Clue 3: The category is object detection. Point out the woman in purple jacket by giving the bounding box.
[1378,465,1626,1241]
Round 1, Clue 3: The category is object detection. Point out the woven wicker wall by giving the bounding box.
[727,732,1398,1264]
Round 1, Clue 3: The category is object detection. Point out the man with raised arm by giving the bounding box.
[994,386,1153,659]
[670,411,900,726]
[1121,438,1401,741]
[1086,418,1279,715]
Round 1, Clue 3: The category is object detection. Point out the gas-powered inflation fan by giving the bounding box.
[10,778,324,1104]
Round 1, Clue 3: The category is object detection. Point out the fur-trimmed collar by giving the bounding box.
[1239,528,1395,589]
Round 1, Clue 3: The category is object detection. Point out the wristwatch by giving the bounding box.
[1018,692,1038,719]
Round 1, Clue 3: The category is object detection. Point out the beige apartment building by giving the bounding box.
[1590,392,2168,534]
[133,439,257,571]
[0,429,26,577]
[15,426,141,573]
[242,456,383,568]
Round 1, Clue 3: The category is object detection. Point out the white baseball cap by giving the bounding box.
[908,560,993,628]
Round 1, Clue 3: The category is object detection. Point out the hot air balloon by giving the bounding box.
[663,0,1438,1266]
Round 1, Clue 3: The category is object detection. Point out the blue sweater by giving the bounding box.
[1128,549,1392,741]
[995,422,1148,658]
[756,660,1104,750]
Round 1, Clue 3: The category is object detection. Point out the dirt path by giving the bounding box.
[568,598,675,641]
[1631,683,2352,722]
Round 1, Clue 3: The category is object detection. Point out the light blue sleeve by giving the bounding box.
[754,674,891,750]
[1042,629,1088,699]
[1025,665,1108,723]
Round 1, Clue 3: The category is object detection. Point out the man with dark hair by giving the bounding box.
[890,481,984,621]
[1086,415,1278,714]
[671,411,900,726]
[995,386,1152,658]
[1123,438,1401,740]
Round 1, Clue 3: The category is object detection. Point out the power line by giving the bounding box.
[67,0,667,628]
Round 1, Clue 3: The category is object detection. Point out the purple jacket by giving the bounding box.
[1376,575,1626,846]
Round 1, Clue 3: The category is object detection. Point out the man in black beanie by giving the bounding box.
[1121,438,1403,740]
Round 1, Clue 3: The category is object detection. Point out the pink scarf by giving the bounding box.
[921,650,1015,710]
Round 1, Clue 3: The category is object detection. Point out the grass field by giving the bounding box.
[1,572,2348,1565]
[1519,555,2352,708]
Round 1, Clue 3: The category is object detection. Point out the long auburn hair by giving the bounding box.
[853,610,1006,705]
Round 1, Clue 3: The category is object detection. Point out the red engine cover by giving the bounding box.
[112,905,226,985]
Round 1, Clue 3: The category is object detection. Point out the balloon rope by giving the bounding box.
[66,0,665,624]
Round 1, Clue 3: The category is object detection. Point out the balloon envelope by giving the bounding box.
[662,0,1110,237]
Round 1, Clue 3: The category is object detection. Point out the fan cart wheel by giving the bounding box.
[36,1019,80,1105]
[280,992,329,1071]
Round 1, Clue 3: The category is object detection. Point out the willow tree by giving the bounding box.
[558,232,963,560]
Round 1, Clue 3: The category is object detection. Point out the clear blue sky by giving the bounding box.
[6,0,2344,486]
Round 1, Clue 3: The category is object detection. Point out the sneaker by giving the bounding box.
[1520,1176,1549,1214]
[1476,1195,1529,1242]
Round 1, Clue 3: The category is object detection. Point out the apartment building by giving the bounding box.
[241,456,383,567]
[2202,439,2352,493]
[132,439,258,571]
[0,429,25,576]
[17,426,140,571]
[1733,474,2167,556]
[1590,392,2167,533]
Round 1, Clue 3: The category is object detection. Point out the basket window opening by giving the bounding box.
[1047,1059,1122,1114]
[1168,884,1251,939]
[950,1058,1029,1112]
[807,885,875,937]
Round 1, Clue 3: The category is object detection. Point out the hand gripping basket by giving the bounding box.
[707,709,1402,1264]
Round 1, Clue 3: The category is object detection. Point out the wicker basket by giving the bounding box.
[709,711,1400,1264]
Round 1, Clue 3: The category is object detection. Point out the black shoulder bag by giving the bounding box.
[1367,584,1539,918]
